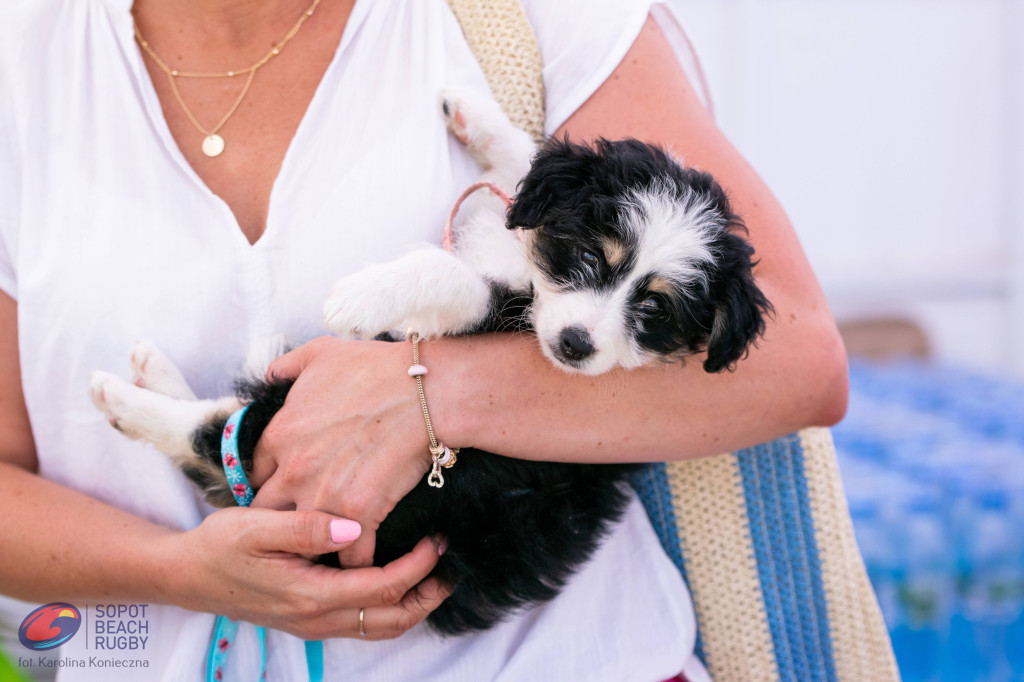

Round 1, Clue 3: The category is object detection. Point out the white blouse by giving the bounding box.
[0,0,712,680]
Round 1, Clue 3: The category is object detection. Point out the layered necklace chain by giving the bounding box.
[133,0,322,158]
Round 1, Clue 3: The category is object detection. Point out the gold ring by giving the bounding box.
[358,608,367,638]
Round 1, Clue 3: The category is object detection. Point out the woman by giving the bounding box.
[0,0,847,679]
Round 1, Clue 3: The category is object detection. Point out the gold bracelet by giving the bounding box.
[407,331,458,488]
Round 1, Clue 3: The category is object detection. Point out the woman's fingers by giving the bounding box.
[183,510,447,641]
[269,536,447,640]
[310,536,442,607]
[302,577,452,640]
[265,338,323,382]
[336,528,377,568]
[247,485,380,565]
[245,509,362,555]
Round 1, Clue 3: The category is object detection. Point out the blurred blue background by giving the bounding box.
[671,0,1024,678]
[836,360,1024,681]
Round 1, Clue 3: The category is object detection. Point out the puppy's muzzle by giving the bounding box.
[557,326,596,363]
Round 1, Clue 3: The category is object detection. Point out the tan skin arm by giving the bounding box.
[251,16,849,572]
[0,289,448,639]
[0,291,35,472]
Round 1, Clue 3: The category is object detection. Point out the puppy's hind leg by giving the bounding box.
[130,341,197,400]
[90,371,241,463]
[440,89,536,187]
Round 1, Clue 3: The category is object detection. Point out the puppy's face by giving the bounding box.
[508,139,772,375]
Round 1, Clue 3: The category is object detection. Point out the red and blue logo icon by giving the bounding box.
[18,602,82,651]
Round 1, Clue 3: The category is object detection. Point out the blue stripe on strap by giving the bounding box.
[736,433,836,682]
[630,463,705,663]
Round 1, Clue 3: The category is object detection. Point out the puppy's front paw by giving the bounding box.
[322,269,408,340]
[130,341,195,400]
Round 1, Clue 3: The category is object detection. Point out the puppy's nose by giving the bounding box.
[559,326,595,361]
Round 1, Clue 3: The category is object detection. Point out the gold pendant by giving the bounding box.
[201,134,225,158]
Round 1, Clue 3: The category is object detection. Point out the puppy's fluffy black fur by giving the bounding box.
[183,138,771,636]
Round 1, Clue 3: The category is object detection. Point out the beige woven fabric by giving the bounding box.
[445,0,546,141]
[799,428,902,681]
[667,454,780,682]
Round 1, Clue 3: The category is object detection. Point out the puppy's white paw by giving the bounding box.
[90,371,147,439]
[91,370,239,459]
[440,88,511,152]
[322,268,410,341]
[130,341,196,400]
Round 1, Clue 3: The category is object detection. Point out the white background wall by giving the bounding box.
[668,0,1024,376]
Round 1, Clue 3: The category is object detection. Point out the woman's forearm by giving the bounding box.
[428,297,847,464]
[0,461,448,638]
[0,461,178,604]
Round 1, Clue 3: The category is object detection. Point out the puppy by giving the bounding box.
[90,91,772,635]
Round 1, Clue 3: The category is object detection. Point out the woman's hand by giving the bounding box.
[160,506,449,640]
[250,336,436,569]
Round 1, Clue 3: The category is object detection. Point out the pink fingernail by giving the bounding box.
[330,519,362,544]
[437,538,448,556]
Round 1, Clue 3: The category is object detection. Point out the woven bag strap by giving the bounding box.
[636,430,901,681]
[445,0,546,141]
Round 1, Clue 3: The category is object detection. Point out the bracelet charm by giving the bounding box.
[408,331,459,489]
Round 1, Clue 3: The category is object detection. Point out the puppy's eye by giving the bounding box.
[580,250,600,269]
[639,296,664,316]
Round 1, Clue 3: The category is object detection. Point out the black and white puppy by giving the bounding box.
[90,91,771,635]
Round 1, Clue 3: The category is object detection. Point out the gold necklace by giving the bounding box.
[133,0,323,158]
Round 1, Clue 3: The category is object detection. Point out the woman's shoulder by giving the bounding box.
[518,0,653,61]
[516,0,654,133]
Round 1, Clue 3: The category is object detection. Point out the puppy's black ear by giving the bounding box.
[506,136,591,231]
[703,231,773,373]
[506,183,550,230]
